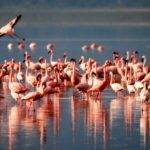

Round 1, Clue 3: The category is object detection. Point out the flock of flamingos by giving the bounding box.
[0,43,150,112]
[0,14,150,112]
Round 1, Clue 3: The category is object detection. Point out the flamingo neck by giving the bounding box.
[71,62,76,85]
[143,57,147,67]
[64,56,68,64]
[110,73,113,84]
[26,64,29,78]
[45,60,48,76]
[126,52,130,61]
[103,66,106,81]
[50,53,53,64]
[18,62,21,73]
[9,67,13,83]
[37,81,44,95]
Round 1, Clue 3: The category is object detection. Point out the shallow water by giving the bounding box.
[0,84,150,150]
[0,9,150,150]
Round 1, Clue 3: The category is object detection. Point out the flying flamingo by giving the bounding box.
[0,14,25,43]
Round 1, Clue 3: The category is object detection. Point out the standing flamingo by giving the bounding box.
[0,14,25,43]
[9,62,29,103]
[17,61,24,82]
[140,82,150,103]
[109,71,124,96]
[87,64,109,98]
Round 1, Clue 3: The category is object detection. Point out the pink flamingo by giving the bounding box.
[74,73,94,99]
[109,71,124,96]
[25,59,38,87]
[24,52,41,71]
[140,82,150,103]
[17,61,24,82]
[9,62,29,103]
[21,77,45,111]
[48,49,58,67]
[0,14,25,43]
[141,72,150,83]
[87,64,109,98]
[46,67,62,88]
[79,56,87,72]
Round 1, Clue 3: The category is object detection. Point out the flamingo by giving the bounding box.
[63,52,69,65]
[40,60,49,85]
[0,14,25,43]
[87,64,109,98]
[125,63,136,94]
[109,71,124,96]
[9,62,29,103]
[126,79,136,95]
[21,77,45,111]
[74,73,94,99]
[46,67,62,88]
[79,56,87,72]
[25,60,38,87]
[134,81,144,92]
[17,61,24,82]
[48,49,58,67]
[140,82,150,103]
[141,55,150,74]
[70,59,80,86]
[141,71,150,83]
[43,84,60,100]
[24,52,41,71]
[21,90,43,111]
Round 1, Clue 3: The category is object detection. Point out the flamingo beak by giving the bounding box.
[141,57,144,62]
[22,59,25,63]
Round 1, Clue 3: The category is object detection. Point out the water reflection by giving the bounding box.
[110,98,122,129]
[1,86,150,149]
[124,96,136,132]
[71,96,107,146]
[7,92,61,150]
[140,104,150,146]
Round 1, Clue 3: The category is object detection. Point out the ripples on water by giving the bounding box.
[0,9,150,150]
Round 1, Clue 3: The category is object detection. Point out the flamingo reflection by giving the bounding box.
[124,96,136,132]
[140,104,150,146]
[8,105,23,150]
[36,93,60,146]
[86,97,107,145]
[71,96,108,145]
[110,98,122,129]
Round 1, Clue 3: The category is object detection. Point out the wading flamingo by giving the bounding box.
[109,71,124,97]
[140,82,150,103]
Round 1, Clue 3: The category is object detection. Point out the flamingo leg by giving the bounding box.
[32,101,36,112]
[14,33,25,41]
[26,100,32,112]
[8,35,20,44]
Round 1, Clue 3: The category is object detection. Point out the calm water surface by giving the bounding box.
[0,10,150,150]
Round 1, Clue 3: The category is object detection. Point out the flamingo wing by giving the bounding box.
[0,32,5,37]
[7,14,22,28]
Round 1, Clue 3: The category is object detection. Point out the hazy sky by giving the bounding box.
[1,0,150,9]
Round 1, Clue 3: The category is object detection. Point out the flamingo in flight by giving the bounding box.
[0,14,25,43]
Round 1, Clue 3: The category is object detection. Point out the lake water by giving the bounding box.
[0,9,150,150]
